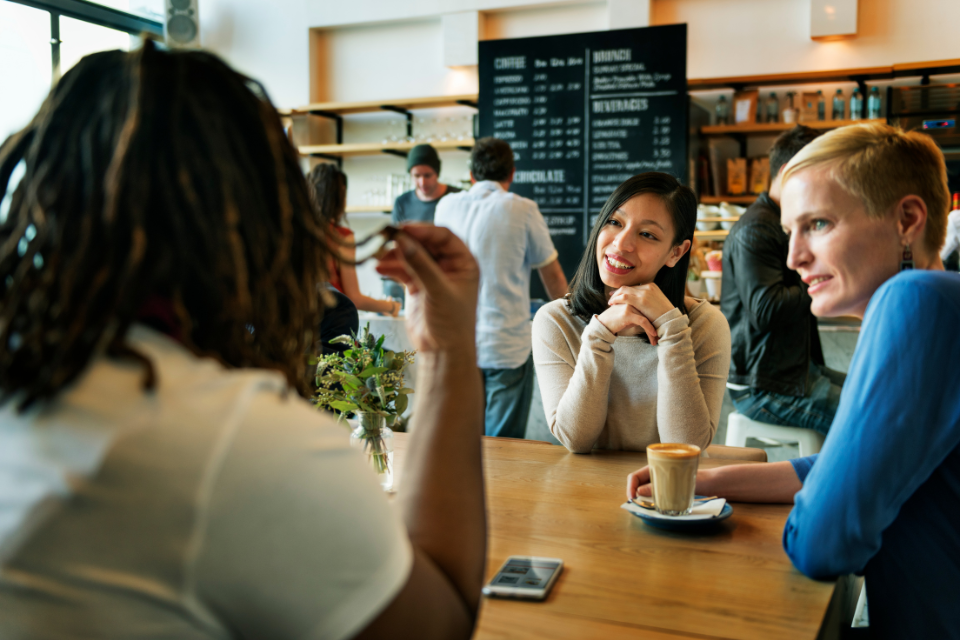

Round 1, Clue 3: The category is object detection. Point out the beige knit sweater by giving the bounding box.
[532,297,731,453]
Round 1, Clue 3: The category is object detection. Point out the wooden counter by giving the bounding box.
[391,434,836,639]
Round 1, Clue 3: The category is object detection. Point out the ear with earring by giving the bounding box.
[900,243,915,271]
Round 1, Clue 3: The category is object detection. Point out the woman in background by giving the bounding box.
[306,163,401,316]
[532,172,730,453]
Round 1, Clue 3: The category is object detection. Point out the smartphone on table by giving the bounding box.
[481,556,563,601]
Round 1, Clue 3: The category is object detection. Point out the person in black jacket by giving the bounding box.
[319,285,359,355]
[720,126,845,435]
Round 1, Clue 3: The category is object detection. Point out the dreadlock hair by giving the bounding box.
[566,172,696,340]
[0,40,332,409]
[306,162,347,226]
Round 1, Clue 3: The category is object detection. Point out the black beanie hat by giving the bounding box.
[406,144,441,174]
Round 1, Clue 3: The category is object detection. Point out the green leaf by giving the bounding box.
[375,375,387,406]
[398,388,415,394]
[341,374,362,387]
[376,334,386,350]
[329,335,353,345]
[359,366,389,377]
[394,393,408,414]
[330,400,357,413]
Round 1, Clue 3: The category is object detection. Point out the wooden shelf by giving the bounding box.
[283,57,960,118]
[701,119,884,136]
[698,217,741,223]
[700,195,757,205]
[687,59,960,92]
[892,58,960,77]
[346,205,391,214]
[694,229,730,241]
[688,66,893,91]
[283,94,479,117]
[300,138,474,158]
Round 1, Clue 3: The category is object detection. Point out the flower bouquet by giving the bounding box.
[314,324,415,490]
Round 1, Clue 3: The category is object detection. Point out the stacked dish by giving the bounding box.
[696,204,721,231]
[719,202,747,230]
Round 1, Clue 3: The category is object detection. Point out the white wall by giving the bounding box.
[313,19,478,102]
[200,0,309,107]
[307,0,599,28]
[309,0,960,105]
[197,0,960,114]
[655,0,960,78]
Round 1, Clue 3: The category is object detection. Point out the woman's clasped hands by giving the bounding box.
[597,282,675,344]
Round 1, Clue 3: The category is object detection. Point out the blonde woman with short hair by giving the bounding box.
[628,123,959,640]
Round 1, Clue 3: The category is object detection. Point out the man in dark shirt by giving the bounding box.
[384,144,461,300]
[391,144,461,224]
[721,125,844,435]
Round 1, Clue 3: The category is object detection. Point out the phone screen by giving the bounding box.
[489,558,561,591]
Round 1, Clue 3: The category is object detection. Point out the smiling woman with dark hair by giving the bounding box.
[532,172,731,453]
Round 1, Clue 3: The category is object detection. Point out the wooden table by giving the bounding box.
[391,434,836,640]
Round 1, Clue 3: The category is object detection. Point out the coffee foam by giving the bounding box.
[647,443,700,459]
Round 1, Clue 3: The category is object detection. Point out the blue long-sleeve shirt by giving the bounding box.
[783,271,960,639]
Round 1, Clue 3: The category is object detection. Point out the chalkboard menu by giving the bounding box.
[478,24,688,287]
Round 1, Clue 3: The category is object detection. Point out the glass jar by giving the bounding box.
[867,87,882,120]
[350,412,395,492]
[832,89,845,120]
[850,89,863,121]
[765,92,779,123]
[715,95,729,125]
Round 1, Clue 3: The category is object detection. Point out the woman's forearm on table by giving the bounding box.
[699,461,802,503]
[536,325,614,453]
[399,346,486,612]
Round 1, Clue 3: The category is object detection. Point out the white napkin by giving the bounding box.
[621,498,727,521]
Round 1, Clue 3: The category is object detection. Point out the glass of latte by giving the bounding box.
[646,443,701,516]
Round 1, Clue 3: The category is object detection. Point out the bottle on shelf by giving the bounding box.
[832,89,845,120]
[715,95,730,125]
[817,90,826,121]
[782,92,798,124]
[850,89,863,121]
[868,87,882,120]
[765,92,779,123]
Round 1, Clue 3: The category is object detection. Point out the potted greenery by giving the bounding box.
[314,324,415,491]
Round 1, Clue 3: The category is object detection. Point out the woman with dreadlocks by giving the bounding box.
[0,42,485,640]
[306,163,401,316]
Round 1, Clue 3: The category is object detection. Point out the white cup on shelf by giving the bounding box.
[701,270,722,301]
[696,205,721,231]
[719,202,743,230]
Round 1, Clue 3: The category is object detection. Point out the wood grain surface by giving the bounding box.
[391,434,834,640]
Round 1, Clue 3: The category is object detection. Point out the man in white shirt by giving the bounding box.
[436,137,568,438]
[940,205,960,270]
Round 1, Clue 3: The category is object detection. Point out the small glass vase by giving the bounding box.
[350,412,395,492]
